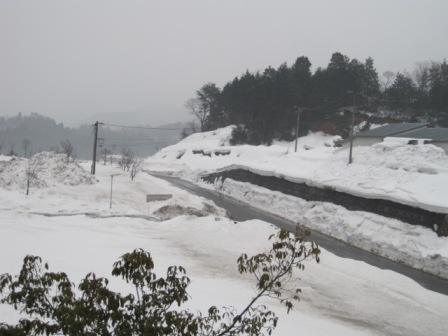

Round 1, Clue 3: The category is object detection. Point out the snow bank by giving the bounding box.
[146,126,448,212]
[0,155,13,162]
[359,140,448,174]
[154,126,235,160]
[153,203,224,221]
[0,152,96,190]
[216,178,448,279]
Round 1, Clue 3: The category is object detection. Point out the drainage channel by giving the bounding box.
[203,169,448,236]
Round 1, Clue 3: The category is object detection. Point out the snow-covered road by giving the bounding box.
[151,172,448,295]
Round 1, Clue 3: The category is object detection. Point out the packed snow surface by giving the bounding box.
[1,161,447,335]
[0,152,96,190]
[147,126,448,213]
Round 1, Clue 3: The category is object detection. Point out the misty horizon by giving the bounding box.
[2,0,448,127]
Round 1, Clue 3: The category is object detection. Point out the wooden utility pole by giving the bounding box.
[294,107,302,152]
[109,173,120,208]
[91,121,100,175]
[348,93,356,165]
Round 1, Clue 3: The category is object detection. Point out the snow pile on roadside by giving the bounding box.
[146,126,448,212]
[0,151,96,190]
[153,203,224,221]
[216,178,448,279]
[354,140,448,175]
[146,128,341,177]
[153,126,235,161]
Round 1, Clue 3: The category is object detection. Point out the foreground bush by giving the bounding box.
[0,230,320,336]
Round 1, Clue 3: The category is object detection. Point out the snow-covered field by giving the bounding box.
[1,154,448,335]
[145,126,448,278]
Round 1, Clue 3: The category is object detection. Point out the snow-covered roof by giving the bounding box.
[357,122,427,138]
[392,127,448,142]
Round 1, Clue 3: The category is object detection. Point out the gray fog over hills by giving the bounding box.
[0,113,185,159]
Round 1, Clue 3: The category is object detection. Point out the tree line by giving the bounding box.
[186,52,448,144]
[0,113,183,159]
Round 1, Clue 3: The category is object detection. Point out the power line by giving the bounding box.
[102,138,169,143]
[104,140,169,146]
[102,122,190,131]
[106,143,164,148]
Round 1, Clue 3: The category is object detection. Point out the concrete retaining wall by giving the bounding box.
[202,168,448,237]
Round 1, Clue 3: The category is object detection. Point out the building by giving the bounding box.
[391,127,448,153]
[353,122,427,147]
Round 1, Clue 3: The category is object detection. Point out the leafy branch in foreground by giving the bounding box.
[0,229,320,336]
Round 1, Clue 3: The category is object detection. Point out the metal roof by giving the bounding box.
[391,127,448,141]
[356,122,427,138]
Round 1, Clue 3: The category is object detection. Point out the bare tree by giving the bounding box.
[22,139,32,158]
[25,160,39,196]
[60,139,75,162]
[8,144,16,157]
[118,148,134,172]
[382,71,396,91]
[129,157,144,181]
[110,144,117,165]
[413,61,432,93]
[180,120,199,139]
[101,147,112,165]
[185,97,207,131]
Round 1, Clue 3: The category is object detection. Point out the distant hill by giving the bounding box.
[0,113,185,159]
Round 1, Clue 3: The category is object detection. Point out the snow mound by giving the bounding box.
[153,126,235,160]
[0,155,13,162]
[273,132,342,150]
[0,152,96,190]
[153,203,221,220]
[180,125,235,148]
[353,141,448,174]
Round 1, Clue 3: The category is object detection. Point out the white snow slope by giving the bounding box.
[1,157,447,335]
[145,126,448,278]
[148,126,448,213]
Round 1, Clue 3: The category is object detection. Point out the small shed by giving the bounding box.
[391,127,448,153]
[353,122,427,147]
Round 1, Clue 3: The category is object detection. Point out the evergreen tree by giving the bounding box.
[385,73,418,111]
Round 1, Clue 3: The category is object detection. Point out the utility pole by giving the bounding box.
[91,121,101,175]
[348,93,356,165]
[294,106,302,152]
[109,173,120,209]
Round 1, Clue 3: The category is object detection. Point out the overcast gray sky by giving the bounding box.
[1,0,447,126]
